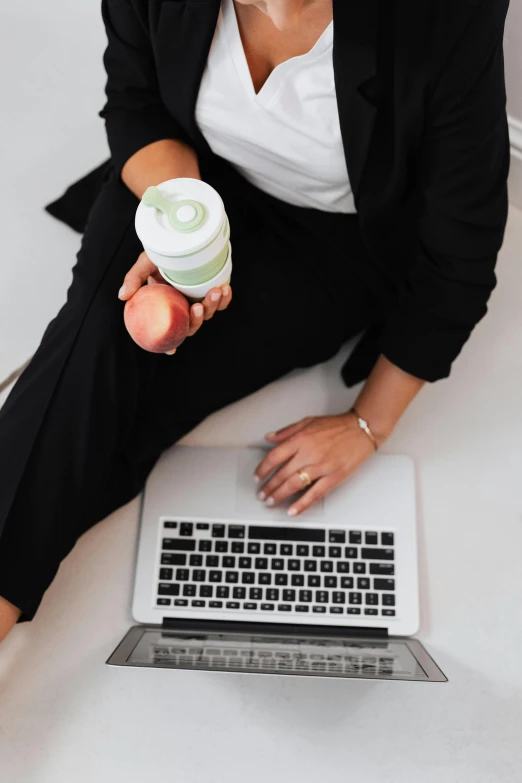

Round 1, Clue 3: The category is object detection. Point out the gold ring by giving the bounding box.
[298,469,313,488]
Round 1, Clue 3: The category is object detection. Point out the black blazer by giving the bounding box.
[95,0,510,383]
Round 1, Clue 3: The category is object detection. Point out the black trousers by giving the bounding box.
[0,157,379,621]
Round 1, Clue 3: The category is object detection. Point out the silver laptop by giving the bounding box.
[107,446,447,682]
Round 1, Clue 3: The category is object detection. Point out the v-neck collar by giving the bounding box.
[223,0,334,108]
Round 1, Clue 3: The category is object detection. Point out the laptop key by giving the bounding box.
[238,557,252,569]
[217,586,229,598]
[216,541,228,553]
[374,579,395,591]
[308,575,320,587]
[341,577,354,589]
[264,543,277,555]
[164,521,177,529]
[344,547,358,559]
[271,558,284,570]
[183,585,197,597]
[329,530,346,543]
[161,553,186,566]
[248,543,261,554]
[261,604,275,611]
[304,560,317,572]
[336,562,350,573]
[332,592,345,604]
[159,568,173,580]
[193,570,206,582]
[312,546,325,557]
[278,604,292,612]
[209,571,222,583]
[381,532,394,546]
[212,525,225,538]
[232,542,245,553]
[291,575,304,586]
[196,523,210,530]
[324,576,337,588]
[275,574,288,585]
[354,563,366,574]
[229,525,245,539]
[250,588,262,600]
[249,526,325,542]
[329,607,343,614]
[315,591,328,603]
[174,599,189,606]
[233,587,246,599]
[313,606,326,613]
[280,544,293,555]
[347,607,361,615]
[365,532,378,545]
[295,605,309,612]
[209,601,223,608]
[365,608,378,616]
[349,531,362,544]
[175,569,189,581]
[192,600,205,607]
[365,593,379,605]
[180,523,193,536]
[198,540,212,552]
[267,589,279,601]
[283,590,296,602]
[329,546,342,558]
[349,592,362,604]
[370,563,395,576]
[226,602,240,609]
[157,598,171,606]
[189,555,203,567]
[244,603,258,610]
[382,609,396,616]
[242,572,255,584]
[361,548,394,560]
[163,538,195,551]
[200,585,213,597]
[206,555,219,567]
[320,561,333,573]
[225,572,239,583]
[255,557,268,569]
[382,594,395,606]
[259,573,272,585]
[297,545,309,556]
[223,557,235,568]
[357,578,370,590]
[299,590,312,602]
[288,560,301,571]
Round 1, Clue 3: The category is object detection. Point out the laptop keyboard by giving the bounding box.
[155,521,396,620]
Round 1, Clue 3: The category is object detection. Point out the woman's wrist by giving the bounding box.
[121,139,201,200]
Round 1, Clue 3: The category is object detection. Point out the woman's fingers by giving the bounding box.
[202,287,223,320]
[260,462,320,506]
[254,441,299,483]
[265,417,313,443]
[217,284,232,311]
[188,303,205,336]
[118,252,157,300]
[288,474,343,518]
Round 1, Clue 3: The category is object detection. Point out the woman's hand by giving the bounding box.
[118,251,232,352]
[254,413,378,517]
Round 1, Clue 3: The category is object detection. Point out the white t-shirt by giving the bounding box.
[195,0,356,213]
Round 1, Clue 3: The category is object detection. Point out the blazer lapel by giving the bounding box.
[154,0,220,148]
[333,0,379,206]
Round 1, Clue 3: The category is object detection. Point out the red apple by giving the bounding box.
[124,283,190,353]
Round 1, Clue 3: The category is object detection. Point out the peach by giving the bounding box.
[124,283,190,353]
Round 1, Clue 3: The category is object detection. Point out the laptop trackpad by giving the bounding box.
[235,449,325,521]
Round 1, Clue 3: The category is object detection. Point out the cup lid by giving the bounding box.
[135,178,225,258]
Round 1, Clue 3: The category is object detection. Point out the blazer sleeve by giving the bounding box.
[99,0,190,176]
[380,0,510,382]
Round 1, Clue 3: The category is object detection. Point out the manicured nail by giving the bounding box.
[265,432,276,439]
[288,507,298,517]
[266,497,275,507]
[257,490,266,501]
[118,285,127,299]
[222,286,230,297]
[211,292,221,302]
[253,474,261,483]
[165,349,177,355]
[193,305,204,316]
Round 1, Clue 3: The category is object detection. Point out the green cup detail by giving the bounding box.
[160,243,230,287]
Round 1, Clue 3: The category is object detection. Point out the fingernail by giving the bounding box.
[165,349,177,355]
[193,305,204,316]
[210,292,221,302]
[257,490,266,501]
[118,285,127,299]
[253,474,261,484]
[266,497,275,507]
[265,432,276,439]
[222,286,230,297]
[288,508,298,517]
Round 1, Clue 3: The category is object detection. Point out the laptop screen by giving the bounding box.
[107,626,446,682]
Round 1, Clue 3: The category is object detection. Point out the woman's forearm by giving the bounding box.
[121,139,201,200]
[350,355,425,445]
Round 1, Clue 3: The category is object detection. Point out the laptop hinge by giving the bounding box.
[162,617,388,639]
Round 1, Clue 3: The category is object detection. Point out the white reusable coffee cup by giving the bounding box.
[135,178,232,300]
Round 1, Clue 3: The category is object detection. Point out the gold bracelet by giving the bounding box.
[350,408,379,451]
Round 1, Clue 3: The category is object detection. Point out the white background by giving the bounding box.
[1,2,522,782]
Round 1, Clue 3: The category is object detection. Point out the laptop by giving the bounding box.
[107,446,447,682]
